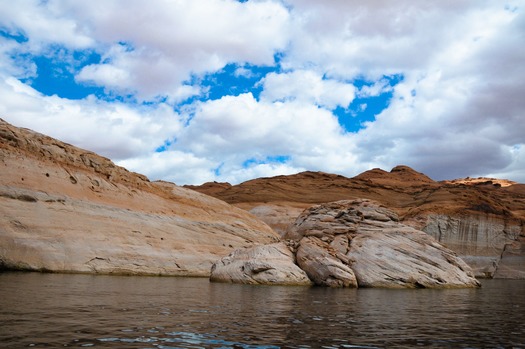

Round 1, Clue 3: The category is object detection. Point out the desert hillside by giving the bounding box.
[187,166,525,219]
[187,166,525,279]
[0,118,278,275]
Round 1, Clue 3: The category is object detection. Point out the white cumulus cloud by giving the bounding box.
[0,0,524,185]
[0,75,181,160]
[259,70,355,109]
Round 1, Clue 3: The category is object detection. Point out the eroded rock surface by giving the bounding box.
[213,199,480,288]
[210,242,312,285]
[347,228,478,288]
[288,200,480,288]
[296,237,357,287]
[420,214,523,278]
[0,118,279,275]
[190,167,525,279]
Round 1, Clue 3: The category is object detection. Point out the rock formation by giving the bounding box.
[212,199,480,288]
[189,167,525,279]
[210,242,312,285]
[3,117,523,283]
[419,214,523,278]
[0,118,279,275]
[295,236,358,287]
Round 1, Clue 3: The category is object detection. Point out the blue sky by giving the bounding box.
[20,48,104,99]
[0,1,524,185]
[16,46,400,133]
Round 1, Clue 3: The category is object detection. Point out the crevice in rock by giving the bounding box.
[492,243,509,277]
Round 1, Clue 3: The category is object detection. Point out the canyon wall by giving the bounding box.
[420,213,524,278]
[2,117,524,280]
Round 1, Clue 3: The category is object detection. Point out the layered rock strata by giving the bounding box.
[211,199,481,288]
[421,214,524,278]
[0,118,279,275]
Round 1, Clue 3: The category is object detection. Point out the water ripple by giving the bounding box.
[0,274,524,348]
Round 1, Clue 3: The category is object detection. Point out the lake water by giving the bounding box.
[0,273,523,348]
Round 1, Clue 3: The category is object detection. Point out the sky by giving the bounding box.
[0,0,524,185]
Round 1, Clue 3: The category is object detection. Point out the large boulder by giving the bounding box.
[210,242,312,285]
[296,236,357,287]
[211,199,481,288]
[347,228,479,288]
[284,199,480,288]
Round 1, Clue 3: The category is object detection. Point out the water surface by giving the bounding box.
[0,272,523,348]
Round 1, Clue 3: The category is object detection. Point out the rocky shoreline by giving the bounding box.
[189,168,525,279]
[0,118,278,276]
[1,118,523,287]
[211,199,480,288]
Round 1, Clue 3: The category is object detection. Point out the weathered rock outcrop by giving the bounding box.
[296,236,357,287]
[0,118,279,275]
[420,214,523,278]
[496,236,525,279]
[210,242,312,285]
[212,199,480,288]
[189,167,525,279]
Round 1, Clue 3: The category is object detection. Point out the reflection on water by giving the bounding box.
[0,272,523,348]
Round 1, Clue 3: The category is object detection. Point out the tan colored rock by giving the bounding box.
[291,199,480,288]
[442,177,517,187]
[210,199,480,288]
[243,203,308,237]
[296,237,357,288]
[420,213,523,278]
[210,242,312,285]
[347,228,480,288]
[189,166,525,279]
[494,236,525,279]
[0,118,279,275]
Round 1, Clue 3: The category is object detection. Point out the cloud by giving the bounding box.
[0,0,94,50]
[357,79,394,98]
[282,1,482,78]
[125,92,361,184]
[259,70,355,109]
[177,92,354,160]
[0,75,181,160]
[485,145,525,181]
[67,0,291,100]
[1,0,524,185]
[118,150,216,185]
[280,0,525,181]
[354,58,524,180]
[234,67,255,79]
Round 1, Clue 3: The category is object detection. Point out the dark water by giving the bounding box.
[0,273,523,348]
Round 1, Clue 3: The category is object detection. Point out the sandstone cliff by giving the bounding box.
[0,118,279,275]
[3,117,523,281]
[211,200,480,288]
[189,167,525,279]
